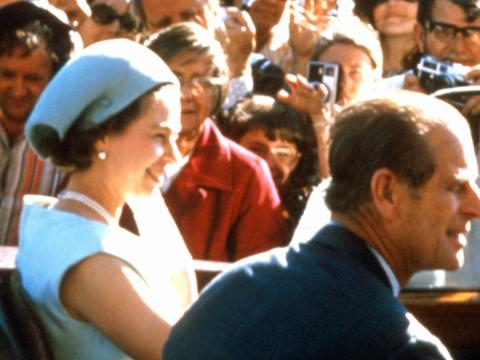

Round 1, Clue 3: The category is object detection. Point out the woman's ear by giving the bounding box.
[370,168,404,221]
[93,136,108,155]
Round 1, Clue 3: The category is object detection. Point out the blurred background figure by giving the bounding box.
[353,0,418,76]
[18,39,196,359]
[147,22,289,262]
[52,0,142,46]
[77,0,141,45]
[278,17,382,178]
[220,94,319,235]
[49,0,89,28]
[135,0,256,110]
[0,0,75,245]
[244,0,335,74]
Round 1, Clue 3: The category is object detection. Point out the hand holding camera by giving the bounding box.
[307,60,341,108]
[277,73,331,116]
[415,55,472,94]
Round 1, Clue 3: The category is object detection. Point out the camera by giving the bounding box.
[240,0,254,11]
[307,61,341,107]
[416,55,471,94]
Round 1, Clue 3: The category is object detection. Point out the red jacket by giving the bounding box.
[164,119,289,261]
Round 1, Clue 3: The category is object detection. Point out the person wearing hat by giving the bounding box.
[0,0,76,245]
[16,38,197,359]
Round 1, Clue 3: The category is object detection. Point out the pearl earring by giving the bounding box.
[98,151,107,160]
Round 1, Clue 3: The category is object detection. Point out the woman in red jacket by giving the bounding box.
[147,22,290,261]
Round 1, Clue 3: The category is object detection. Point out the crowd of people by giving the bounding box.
[2,0,480,358]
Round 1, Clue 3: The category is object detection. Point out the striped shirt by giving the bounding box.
[0,123,64,245]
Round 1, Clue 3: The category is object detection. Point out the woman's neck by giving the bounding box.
[61,170,125,224]
[381,34,416,75]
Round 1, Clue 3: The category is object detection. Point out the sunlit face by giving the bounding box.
[415,0,480,66]
[77,0,133,46]
[166,51,215,155]
[318,43,376,105]
[0,45,53,126]
[101,85,182,196]
[141,0,208,33]
[373,0,418,36]
[239,128,300,188]
[249,0,287,33]
[397,125,480,271]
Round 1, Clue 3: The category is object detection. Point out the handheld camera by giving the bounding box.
[307,61,341,107]
[416,55,471,94]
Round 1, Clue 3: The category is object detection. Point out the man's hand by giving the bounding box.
[462,66,480,116]
[277,73,327,116]
[223,7,256,78]
[288,0,327,58]
[402,72,427,93]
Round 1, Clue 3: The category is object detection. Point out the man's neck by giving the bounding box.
[0,115,25,144]
[331,207,413,288]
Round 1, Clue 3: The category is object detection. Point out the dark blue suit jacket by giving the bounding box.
[164,223,452,359]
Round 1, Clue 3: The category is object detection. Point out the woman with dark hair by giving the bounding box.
[16,39,197,359]
[147,22,289,262]
[353,0,418,76]
[220,94,319,231]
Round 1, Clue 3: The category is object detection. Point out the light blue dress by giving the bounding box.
[16,195,188,359]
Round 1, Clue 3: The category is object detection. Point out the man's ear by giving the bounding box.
[414,22,425,53]
[370,168,403,221]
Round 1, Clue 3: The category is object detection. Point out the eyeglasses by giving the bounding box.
[90,3,139,33]
[250,145,300,168]
[176,74,226,90]
[425,19,480,49]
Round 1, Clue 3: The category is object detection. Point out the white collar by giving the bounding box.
[368,246,400,297]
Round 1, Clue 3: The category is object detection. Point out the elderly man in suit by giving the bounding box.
[162,91,480,359]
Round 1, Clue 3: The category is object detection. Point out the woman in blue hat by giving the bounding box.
[16,38,197,359]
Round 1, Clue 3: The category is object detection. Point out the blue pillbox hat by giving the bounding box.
[26,38,179,159]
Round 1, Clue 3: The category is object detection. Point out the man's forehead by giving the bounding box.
[144,0,204,17]
[431,0,480,24]
[426,123,478,177]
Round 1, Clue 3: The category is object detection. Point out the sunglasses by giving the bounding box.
[90,3,139,33]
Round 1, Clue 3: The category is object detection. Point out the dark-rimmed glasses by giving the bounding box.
[90,3,139,33]
[425,19,480,49]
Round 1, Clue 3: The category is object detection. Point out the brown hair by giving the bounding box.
[326,97,437,214]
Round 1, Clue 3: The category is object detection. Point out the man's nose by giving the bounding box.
[463,182,480,219]
[451,31,469,52]
[12,77,27,97]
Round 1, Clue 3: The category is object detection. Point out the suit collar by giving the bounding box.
[311,223,393,293]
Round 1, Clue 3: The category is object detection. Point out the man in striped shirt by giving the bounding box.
[0,1,74,244]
